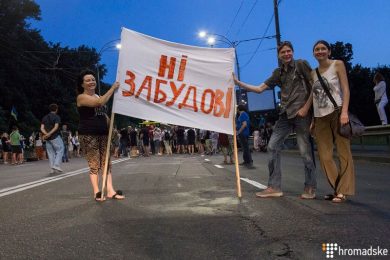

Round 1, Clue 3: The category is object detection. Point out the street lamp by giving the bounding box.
[96,39,121,95]
[207,37,216,46]
[198,31,275,107]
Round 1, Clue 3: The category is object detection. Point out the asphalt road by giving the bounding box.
[0,152,389,259]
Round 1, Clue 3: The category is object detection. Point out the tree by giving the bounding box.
[0,1,105,135]
[328,41,389,125]
[330,41,353,73]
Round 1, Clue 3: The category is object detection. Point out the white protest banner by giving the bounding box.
[113,28,236,134]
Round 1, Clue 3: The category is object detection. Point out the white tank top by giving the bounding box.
[312,60,343,117]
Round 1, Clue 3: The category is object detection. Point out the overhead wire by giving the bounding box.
[235,0,258,37]
[225,0,244,37]
[240,13,274,69]
[240,0,283,69]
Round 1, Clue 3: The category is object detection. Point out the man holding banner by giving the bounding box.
[233,41,317,199]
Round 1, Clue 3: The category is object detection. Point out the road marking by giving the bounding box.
[204,159,210,162]
[214,165,224,169]
[0,158,130,198]
[240,178,267,190]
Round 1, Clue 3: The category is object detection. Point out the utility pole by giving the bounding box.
[274,0,281,49]
[273,0,281,110]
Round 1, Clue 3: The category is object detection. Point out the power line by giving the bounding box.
[235,0,258,37]
[225,0,244,37]
[240,12,274,69]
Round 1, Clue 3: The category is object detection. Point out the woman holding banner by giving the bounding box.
[76,70,125,202]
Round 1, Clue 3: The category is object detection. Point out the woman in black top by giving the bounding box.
[76,70,124,201]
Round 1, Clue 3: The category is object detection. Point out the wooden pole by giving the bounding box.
[101,110,115,199]
[232,105,242,198]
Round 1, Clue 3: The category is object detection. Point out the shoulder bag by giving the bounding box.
[315,68,364,139]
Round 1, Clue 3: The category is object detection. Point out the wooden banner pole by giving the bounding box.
[101,111,115,199]
[232,106,242,198]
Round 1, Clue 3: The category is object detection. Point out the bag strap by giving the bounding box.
[315,68,338,109]
[296,60,311,96]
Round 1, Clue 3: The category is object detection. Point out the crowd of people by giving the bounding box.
[110,125,238,163]
[1,120,272,167]
[0,123,81,166]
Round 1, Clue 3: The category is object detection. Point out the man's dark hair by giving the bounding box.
[237,104,246,112]
[277,41,294,53]
[49,103,58,112]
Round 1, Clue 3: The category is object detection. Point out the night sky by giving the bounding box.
[30,0,390,108]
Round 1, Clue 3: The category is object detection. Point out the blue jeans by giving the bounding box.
[267,113,316,190]
[46,135,64,169]
[239,134,252,165]
[154,140,160,153]
[62,144,69,162]
[119,140,128,156]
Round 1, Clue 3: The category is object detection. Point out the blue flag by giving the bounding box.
[11,106,18,121]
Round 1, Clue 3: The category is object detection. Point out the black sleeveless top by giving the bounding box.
[77,105,109,135]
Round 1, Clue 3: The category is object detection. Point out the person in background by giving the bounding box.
[60,124,71,162]
[111,128,120,158]
[119,127,129,157]
[35,132,44,160]
[10,126,22,165]
[186,128,195,155]
[373,72,388,125]
[176,126,185,154]
[129,126,138,157]
[234,41,316,198]
[41,103,64,173]
[253,127,260,152]
[76,70,124,201]
[218,133,234,164]
[153,125,162,155]
[72,131,81,157]
[19,134,25,163]
[311,40,355,203]
[236,104,253,168]
[140,125,150,157]
[163,128,172,155]
[1,133,11,164]
[211,131,219,155]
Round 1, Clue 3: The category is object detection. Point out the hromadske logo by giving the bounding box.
[322,242,389,258]
[322,243,337,258]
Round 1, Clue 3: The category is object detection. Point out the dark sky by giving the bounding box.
[30,0,390,109]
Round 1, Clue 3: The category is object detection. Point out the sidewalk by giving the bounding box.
[282,148,390,164]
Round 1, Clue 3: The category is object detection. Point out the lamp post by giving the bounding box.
[96,39,121,95]
[198,31,275,108]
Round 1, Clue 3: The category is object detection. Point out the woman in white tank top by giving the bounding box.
[311,40,355,203]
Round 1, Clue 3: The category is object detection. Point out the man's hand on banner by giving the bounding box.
[232,72,239,86]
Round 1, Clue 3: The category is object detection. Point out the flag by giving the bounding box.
[11,106,17,121]
[113,28,236,134]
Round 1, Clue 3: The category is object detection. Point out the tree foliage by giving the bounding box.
[0,0,106,135]
[330,42,390,125]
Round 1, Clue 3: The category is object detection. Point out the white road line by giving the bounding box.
[214,165,224,169]
[0,158,130,198]
[240,178,267,190]
[204,159,210,161]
